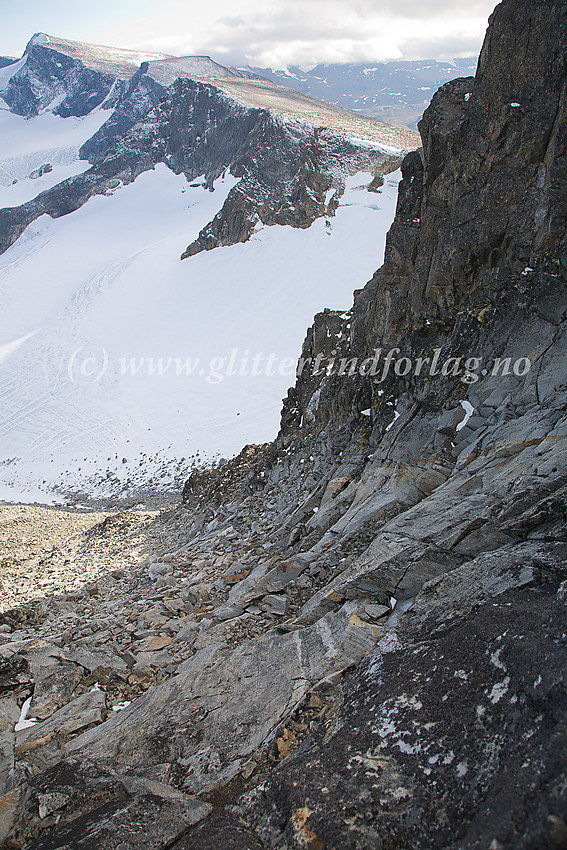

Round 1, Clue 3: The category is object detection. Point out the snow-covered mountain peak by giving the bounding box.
[26,33,49,48]
[23,33,171,78]
[143,56,265,87]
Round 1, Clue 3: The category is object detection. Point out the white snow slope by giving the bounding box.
[0,104,110,207]
[0,112,401,503]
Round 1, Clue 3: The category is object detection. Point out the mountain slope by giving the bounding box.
[0,35,419,259]
[246,57,479,128]
[0,105,405,501]
[166,0,567,842]
[0,107,109,208]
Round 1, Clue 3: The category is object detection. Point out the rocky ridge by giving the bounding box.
[0,34,418,262]
[1,0,567,847]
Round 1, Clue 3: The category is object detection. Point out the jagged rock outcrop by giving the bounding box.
[2,1,567,848]
[79,56,265,163]
[77,66,166,163]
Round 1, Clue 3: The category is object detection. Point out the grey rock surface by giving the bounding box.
[65,602,382,794]
[182,560,566,849]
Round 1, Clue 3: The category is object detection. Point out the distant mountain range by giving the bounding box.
[0,40,477,129]
[244,58,478,128]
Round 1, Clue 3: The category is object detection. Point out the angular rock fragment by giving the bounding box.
[67,603,383,794]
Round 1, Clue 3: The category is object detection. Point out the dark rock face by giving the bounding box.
[17,758,211,849]
[79,65,166,163]
[184,548,566,850]
[180,117,402,257]
[77,59,269,163]
[352,0,567,352]
[3,44,123,118]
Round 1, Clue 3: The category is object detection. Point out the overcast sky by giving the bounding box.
[2,0,498,68]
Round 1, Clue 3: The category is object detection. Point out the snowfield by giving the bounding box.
[0,111,401,502]
[0,104,111,207]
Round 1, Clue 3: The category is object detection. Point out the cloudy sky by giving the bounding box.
[3,0,497,68]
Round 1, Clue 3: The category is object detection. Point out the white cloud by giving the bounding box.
[102,0,497,67]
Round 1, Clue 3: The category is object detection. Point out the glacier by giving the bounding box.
[0,133,401,502]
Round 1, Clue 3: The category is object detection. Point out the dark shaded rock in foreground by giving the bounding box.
[179,544,567,849]
[21,759,211,850]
